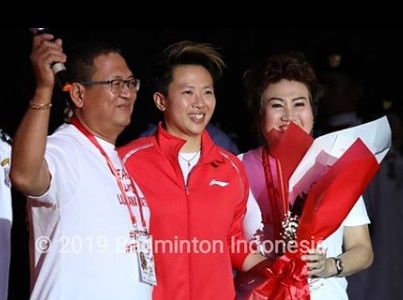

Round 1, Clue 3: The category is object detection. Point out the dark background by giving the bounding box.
[1,28,402,299]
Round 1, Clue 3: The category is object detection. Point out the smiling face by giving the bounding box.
[154,64,216,145]
[260,79,314,139]
[74,52,137,142]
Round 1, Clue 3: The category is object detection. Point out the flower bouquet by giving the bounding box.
[239,117,391,300]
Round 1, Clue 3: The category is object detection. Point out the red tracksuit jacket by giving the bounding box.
[119,124,250,300]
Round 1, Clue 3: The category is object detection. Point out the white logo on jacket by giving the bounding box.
[209,179,229,187]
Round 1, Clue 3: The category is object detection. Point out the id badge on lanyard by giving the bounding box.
[71,117,157,286]
[136,231,157,286]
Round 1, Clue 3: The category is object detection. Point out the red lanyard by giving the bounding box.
[71,117,147,230]
[262,147,288,241]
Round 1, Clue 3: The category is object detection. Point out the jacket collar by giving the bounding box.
[155,122,224,165]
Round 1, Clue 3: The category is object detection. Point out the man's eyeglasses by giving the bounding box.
[78,78,140,94]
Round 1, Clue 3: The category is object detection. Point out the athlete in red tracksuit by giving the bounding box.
[119,41,267,300]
